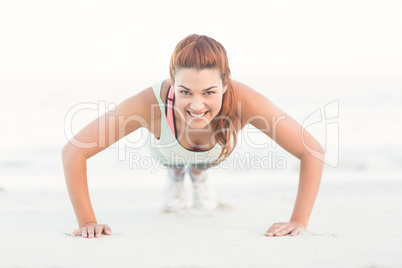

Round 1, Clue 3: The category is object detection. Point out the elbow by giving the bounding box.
[315,143,325,155]
[61,142,80,161]
[300,130,325,162]
[61,144,71,163]
[317,144,326,162]
[61,143,71,159]
[61,142,90,163]
[301,142,325,163]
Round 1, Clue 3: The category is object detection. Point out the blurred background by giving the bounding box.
[1,0,401,185]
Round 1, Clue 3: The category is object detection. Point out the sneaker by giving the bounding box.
[189,168,218,210]
[162,166,188,212]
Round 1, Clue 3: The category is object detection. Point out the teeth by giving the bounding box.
[190,111,206,118]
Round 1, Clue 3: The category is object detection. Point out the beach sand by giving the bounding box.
[1,169,401,268]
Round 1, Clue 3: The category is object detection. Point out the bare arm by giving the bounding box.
[233,80,325,236]
[61,86,156,237]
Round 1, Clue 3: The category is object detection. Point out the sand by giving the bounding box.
[0,169,401,268]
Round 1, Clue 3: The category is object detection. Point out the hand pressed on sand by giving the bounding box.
[72,223,112,238]
[265,221,305,237]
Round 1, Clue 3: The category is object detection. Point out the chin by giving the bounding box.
[186,119,210,128]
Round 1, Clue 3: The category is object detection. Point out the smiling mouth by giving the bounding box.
[187,111,208,119]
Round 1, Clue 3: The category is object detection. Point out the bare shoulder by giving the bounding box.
[232,79,324,159]
[62,83,163,159]
[112,83,163,134]
[160,79,171,103]
[232,79,278,127]
[232,79,266,100]
[118,86,156,117]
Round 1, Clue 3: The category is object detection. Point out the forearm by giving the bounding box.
[62,151,97,227]
[290,153,324,227]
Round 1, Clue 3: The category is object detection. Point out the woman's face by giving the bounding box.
[173,68,227,129]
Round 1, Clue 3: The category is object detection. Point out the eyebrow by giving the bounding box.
[178,85,217,91]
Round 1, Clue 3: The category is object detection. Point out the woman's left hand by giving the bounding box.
[265,220,306,237]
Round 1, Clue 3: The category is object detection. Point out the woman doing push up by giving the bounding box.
[61,34,325,239]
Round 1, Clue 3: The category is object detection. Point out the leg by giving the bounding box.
[167,164,188,180]
[162,164,189,212]
[190,162,219,174]
[171,165,187,177]
[189,163,218,210]
[190,165,203,175]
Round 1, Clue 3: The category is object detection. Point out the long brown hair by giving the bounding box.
[169,34,240,163]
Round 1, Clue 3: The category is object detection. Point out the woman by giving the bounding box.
[62,34,325,239]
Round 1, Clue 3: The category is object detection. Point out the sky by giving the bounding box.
[0,0,401,80]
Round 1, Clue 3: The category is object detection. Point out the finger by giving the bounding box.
[82,227,88,238]
[266,224,293,237]
[266,230,276,237]
[88,226,95,238]
[266,227,281,237]
[272,224,290,236]
[265,223,285,236]
[291,227,304,236]
[274,225,294,237]
[269,223,281,229]
[72,229,80,237]
[266,223,279,232]
[265,227,278,236]
[95,226,102,238]
[104,225,112,235]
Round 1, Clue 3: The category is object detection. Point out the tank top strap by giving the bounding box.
[152,80,222,143]
[151,81,164,104]
[165,86,177,138]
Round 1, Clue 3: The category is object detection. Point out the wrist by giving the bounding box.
[79,220,98,228]
[290,218,307,228]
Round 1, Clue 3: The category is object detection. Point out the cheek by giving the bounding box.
[174,96,223,116]
[174,99,188,112]
[208,99,222,117]
[208,97,223,114]
[211,100,222,110]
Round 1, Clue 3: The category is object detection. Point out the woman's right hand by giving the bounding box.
[72,223,112,238]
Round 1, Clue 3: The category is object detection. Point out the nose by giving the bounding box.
[190,96,205,112]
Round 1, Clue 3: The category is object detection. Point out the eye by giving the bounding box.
[180,91,191,95]
[204,91,215,95]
